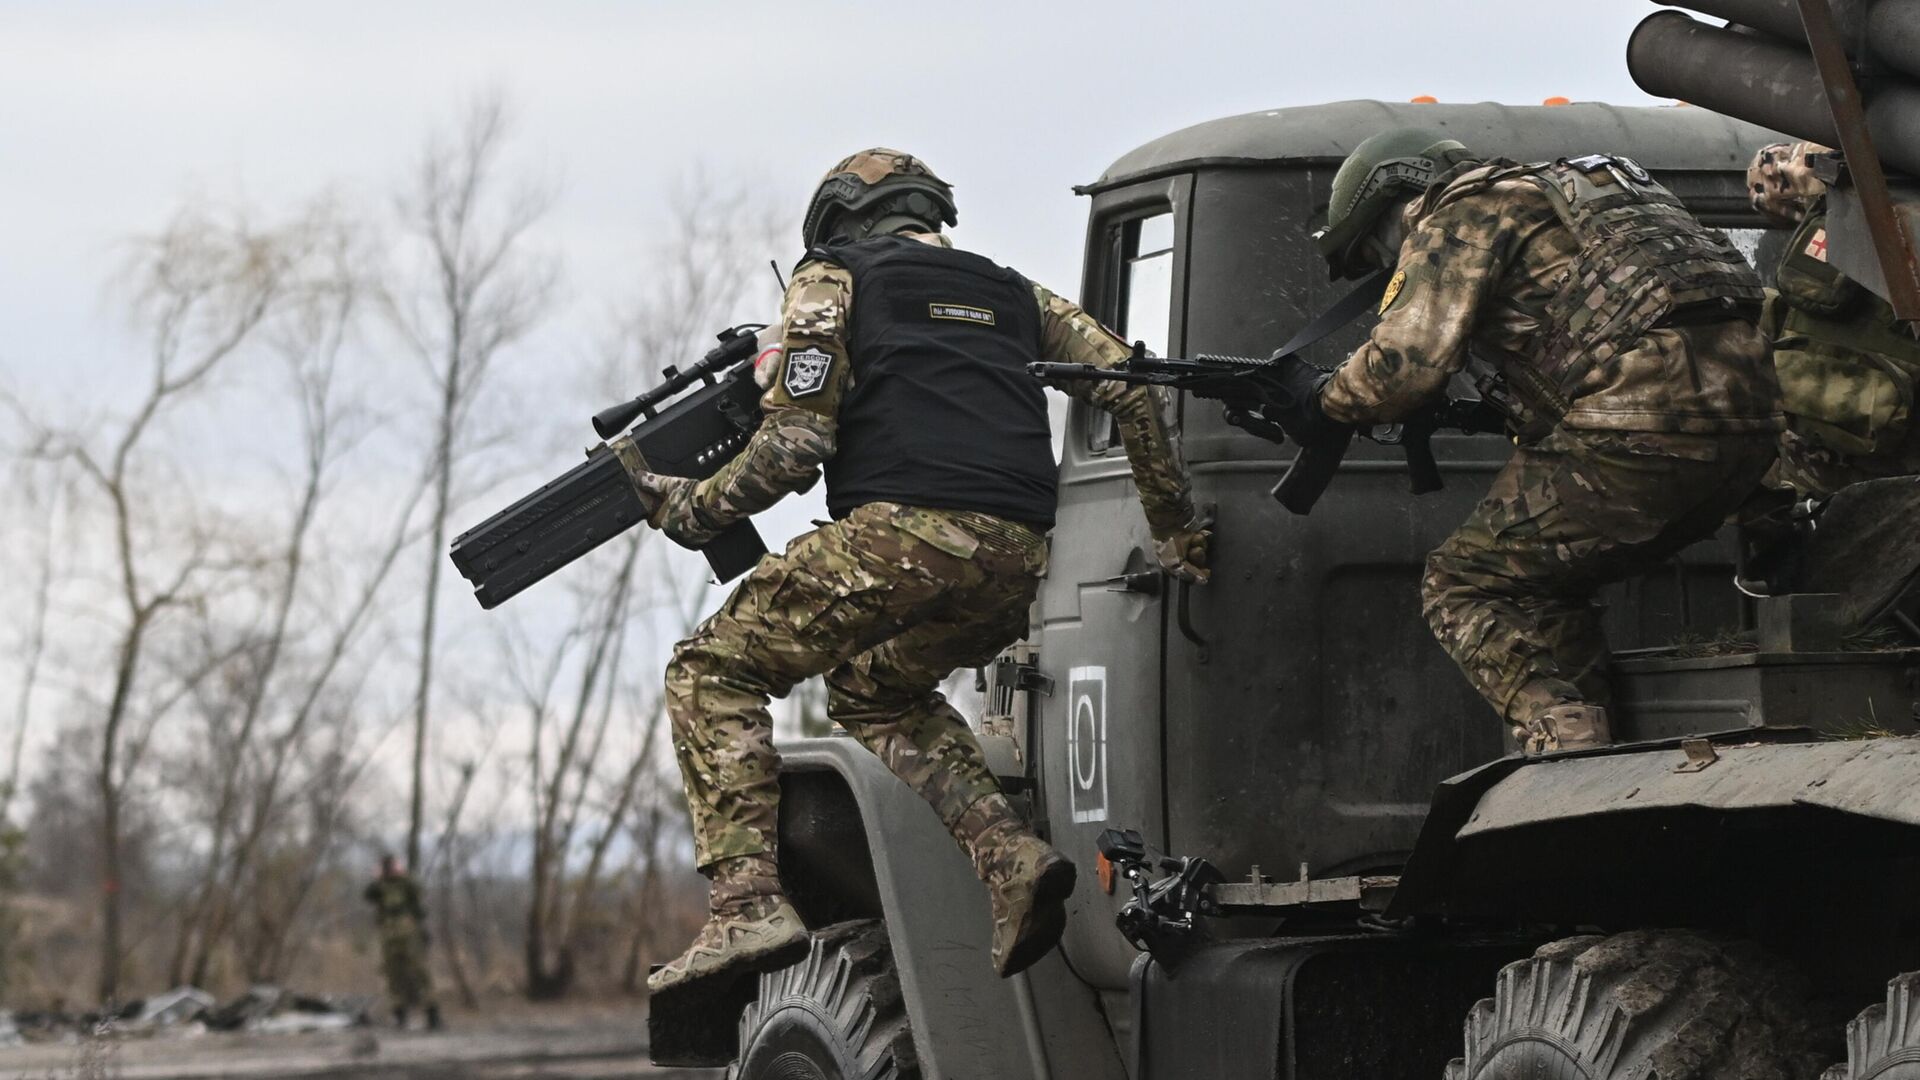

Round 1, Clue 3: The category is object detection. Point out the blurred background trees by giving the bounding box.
[0,92,789,1007]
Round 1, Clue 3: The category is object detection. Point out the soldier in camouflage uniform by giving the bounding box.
[364,855,441,1030]
[1265,129,1779,753]
[1748,141,1920,498]
[621,149,1205,993]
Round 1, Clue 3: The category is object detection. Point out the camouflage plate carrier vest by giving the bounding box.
[1467,155,1766,422]
[1772,201,1920,456]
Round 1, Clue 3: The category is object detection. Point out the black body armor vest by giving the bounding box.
[812,236,1056,528]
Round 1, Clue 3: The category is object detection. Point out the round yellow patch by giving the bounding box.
[1379,268,1407,314]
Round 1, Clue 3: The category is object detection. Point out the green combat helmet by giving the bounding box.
[1314,128,1476,279]
[802,148,958,248]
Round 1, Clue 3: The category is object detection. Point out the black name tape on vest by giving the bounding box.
[928,302,996,327]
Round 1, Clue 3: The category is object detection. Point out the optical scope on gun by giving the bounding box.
[448,323,776,610]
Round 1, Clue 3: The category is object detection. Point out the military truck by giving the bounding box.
[649,89,1920,1080]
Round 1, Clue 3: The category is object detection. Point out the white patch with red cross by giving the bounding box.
[1804,227,1830,263]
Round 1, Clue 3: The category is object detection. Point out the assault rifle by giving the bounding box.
[1032,343,1505,514]
[449,324,774,609]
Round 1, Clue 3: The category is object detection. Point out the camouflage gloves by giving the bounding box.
[607,433,707,548]
[1265,355,1348,448]
[638,473,710,548]
[1153,515,1212,585]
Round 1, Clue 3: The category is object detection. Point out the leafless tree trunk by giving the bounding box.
[387,92,556,872]
[167,221,372,989]
[4,463,64,813]
[12,202,326,1003]
[427,759,483,1008]
[505,176,786,999]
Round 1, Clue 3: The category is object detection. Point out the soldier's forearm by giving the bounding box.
[1108,386,1197,534]
[1321,358,1454,424]
[668,411,838,541]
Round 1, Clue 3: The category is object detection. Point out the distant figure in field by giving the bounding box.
[364,854,442,1030]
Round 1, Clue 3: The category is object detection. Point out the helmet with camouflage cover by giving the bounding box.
[802,148,958,248]
[1747,140,1832,226]
[1313,128,1477,279]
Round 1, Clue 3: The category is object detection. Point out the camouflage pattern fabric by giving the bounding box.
[1028,282,1197,538]
[364,876,435,1009]
[821,147,946,189]
[1772,426,1920,498]
[1423,427,1776,729]
[1748,141,1832,226]
[952,793,1074,976]
[665,501,1046,868]
[1321,161,1780,438]
[1756,199,1920,498]
[650,234,1196,547]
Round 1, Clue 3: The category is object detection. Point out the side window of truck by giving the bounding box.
[1089,212,1175,453]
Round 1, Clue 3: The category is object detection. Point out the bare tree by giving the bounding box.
[6,200,334,1003]
[386,92,557,871]
[4,461,67,815]
[507,175,785,998]
[161,219,440,989]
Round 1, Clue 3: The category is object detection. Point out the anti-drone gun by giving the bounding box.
[1032,344,1505,514]
[448,324,774,610]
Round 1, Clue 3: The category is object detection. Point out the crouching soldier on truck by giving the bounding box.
[622,149,1208,995]
[1748,140,1920,498]
[1262,128,1781,754]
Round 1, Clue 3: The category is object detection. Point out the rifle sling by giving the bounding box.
[1270,267,1393,362]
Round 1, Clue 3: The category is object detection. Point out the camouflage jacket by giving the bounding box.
[365,875,425,926]
[1322,162,1782,438]
[658,233,1196,543]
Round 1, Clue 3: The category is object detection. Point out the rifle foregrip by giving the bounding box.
[1270,426,1356,515]
[1404,431,1445,495]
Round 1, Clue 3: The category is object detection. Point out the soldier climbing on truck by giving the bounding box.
[626,149,1209,998]
[1261,129,1782,754]
[600,5,1920,1078]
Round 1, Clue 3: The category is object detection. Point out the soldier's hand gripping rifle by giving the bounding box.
[448,324,775,609]
[1032,343,1504,514]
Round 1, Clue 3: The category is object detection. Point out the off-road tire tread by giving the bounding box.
[1819,972,1920,1080]
[1446,929,1830,1080]
[729,918,919,1080]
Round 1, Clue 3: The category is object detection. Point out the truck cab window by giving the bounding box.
[1090,212,1175,452]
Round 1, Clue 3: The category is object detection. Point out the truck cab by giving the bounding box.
[654,99,1920,1080]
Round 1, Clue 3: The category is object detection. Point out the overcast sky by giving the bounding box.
[0,2,1669,792]
[4,1,1665,400]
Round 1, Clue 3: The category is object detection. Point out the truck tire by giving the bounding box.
[1444,930,1830,1080]
[729,920,918,1080]
[1821,972,1920,1079]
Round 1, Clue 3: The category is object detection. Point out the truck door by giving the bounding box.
[1036,176,1190,991]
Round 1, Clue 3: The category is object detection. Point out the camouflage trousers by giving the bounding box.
[1771,425,1920,499]
[665,501,1047,870]
[378,919,435,1009]
[1423,428,1777,728]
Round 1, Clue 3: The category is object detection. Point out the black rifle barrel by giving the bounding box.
[591,324,766,440]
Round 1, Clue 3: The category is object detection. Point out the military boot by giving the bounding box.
[1517,703,1613,754]
[392,1006,409,1030]
[646,853,808,995]
[954,795,1077,978]
[425,1004,443,1031]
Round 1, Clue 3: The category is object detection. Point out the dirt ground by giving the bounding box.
[0,1000,721,1080]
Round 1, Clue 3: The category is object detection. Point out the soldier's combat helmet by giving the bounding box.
[1748,140,1832,226]
[1314,128,1476,279]
[802,148,957,248]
